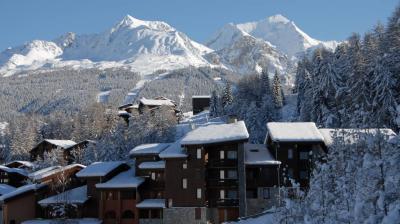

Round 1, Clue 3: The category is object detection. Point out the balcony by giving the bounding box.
[206,159,237,168]
[207,178,238,188]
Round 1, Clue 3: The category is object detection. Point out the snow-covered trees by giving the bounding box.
[222,82,233,108]
[295,10,400,131]
[272,70,284,109]
[278,130,400,223]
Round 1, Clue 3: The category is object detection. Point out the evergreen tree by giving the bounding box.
[272,70,284,109]
[222,82,233,108]
[209,90,222,117]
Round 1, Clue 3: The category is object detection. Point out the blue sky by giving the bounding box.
[0,0,398,50]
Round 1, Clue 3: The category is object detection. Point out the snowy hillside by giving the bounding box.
[208,14,339,59]
[0,15,215,77]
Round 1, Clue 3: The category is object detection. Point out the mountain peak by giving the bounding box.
[267,14,290,24]
[116,15,147,29]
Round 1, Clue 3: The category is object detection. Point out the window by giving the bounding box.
[299,151,309,160]
[227,151,237,159]
[151,172,156,180]
[300,171,309,180]
[182,161,187,169]
[227,170,237,179]
[288,149,293,159]
[227,190,237,199]
[220,170,225,179]
[197,188,202,199]
[182,178,187,189]
[121,191,135,199]
[220,190,225,199]
[197,148,202,159]
[168,198,173,207]
[220,150,225,159]
[262,188,270,199]
[288,168,294,179]
[195,207,202,220]
[122,210,135,219]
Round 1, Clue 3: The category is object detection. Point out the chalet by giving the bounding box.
[138,97,178,115]
[28,164,85,186]
[29,139,77,163]
[4,161,34,170]
[265,122,326,188]
[0,183,48,224]
[96,168,144,224]
[30,139,96,164]
[244,143,281,215]
[75,161,131,218]
[192,95,211,115]
[0,166,29,187]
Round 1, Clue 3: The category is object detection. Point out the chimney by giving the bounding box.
[228,115,238,124]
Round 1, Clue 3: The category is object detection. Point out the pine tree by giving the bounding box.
[272,70,283,109]
[222,82,233,108]
[209,90,221,117]
[261,66,272,96]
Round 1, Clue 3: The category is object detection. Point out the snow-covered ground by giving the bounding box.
[225,212,277,224]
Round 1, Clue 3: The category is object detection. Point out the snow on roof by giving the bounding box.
[118,110,131,116]
[244,143,281,165]
[22,219,102,224]
[38,185,88,206]
[5,160,34,168]
[0,165,29,176]
[192,95,211,98]
[29,164,86,181]
[96,168,144,189]
[44,139,77,148]
[136,199,166,208]
[138,161,165,169]
[139,97,175,106]
[319,128,397,146]
[181,121,249,145]
[0,183,45,202]
[76,161,125,178]
[129,143,170,156]
[159,139,188,159]
[0,184,16,195]
[266,122,325,142]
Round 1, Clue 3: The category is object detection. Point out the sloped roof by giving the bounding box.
[159,139,187,159]
[181,121,249,145]
[29,164,85,181]
[44,139,77,148]
[0,183,46,202]
[0,165,29,176]
[138,161,165,169]
[38,185,88,205]
[244,143,281,165]
[129,143,170,156]
[76,161,125,178]
[139,97,175,106]
[5,160,34,168]
[0,184,16,195]
[96,168,144,189]
[266,122,325,142]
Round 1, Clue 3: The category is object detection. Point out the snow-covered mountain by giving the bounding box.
[207,14,339,60]
[205,23,294,76]
[0,15,214,77]
[0,14,338,78]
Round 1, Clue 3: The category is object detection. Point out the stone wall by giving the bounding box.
[163,207,209,224]
[139,219,163,224]
[246,187,280,216]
